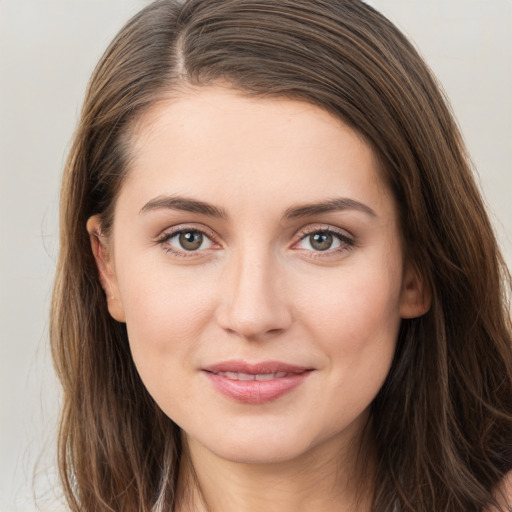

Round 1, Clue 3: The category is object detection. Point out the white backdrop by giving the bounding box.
[0,1,510,510]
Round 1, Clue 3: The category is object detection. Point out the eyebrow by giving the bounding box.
[140,195,227,218]
[282,197,377,220]
[140,195,376,220]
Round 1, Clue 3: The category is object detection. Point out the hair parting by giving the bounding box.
[51,1,512,510]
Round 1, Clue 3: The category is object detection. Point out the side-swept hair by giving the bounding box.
[51,1,512,510]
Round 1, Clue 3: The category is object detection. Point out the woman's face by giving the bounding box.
[89,86,426,464]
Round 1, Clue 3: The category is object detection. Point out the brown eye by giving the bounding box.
[158,227,215,256]
[294,229,353,255]
[179,231,204,251]
[309,232,334,251]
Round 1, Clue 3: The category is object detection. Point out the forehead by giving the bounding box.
[121,86,394,219]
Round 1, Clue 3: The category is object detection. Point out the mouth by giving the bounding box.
[210,370,295,381]
[202,360,313,404]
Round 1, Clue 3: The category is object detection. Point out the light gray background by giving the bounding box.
[1,1,511,510]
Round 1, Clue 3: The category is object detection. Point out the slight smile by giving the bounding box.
[203,361,314,404]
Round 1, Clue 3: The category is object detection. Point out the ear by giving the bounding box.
[86,215,126,323]
[399,262,431,319]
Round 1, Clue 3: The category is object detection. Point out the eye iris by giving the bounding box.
[310,232,333,251]
[179,231,203,251]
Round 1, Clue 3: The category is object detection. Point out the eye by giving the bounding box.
[175,230,210,251]
[294,228,354,254]
[157,228,214,254]
[303,232,339,251]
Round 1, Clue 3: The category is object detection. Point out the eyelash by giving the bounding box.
[293,226,356,258]
[155,225,355,258]
[155,225,219,258]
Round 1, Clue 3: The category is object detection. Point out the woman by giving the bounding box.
[50,1,512,511]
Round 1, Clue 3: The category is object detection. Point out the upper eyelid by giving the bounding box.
[156,224,218,242]
[294,224,354,241]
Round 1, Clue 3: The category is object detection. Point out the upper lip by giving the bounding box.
[203,360,312,374]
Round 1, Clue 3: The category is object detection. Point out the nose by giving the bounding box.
[216,248,293,341]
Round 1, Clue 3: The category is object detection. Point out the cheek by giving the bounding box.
[115,259,215,370]
[295,265,403,351]
[116,266,219,413]
[295,266,402,430]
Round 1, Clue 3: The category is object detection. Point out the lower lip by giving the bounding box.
[204,371,312,404]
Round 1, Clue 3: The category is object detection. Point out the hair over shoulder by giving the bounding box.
[51,1,512,511]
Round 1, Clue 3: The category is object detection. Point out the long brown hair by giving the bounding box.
[51,1,512,510]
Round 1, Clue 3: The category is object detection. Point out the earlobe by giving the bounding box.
[86,215,126,323]
[399,263,431,319]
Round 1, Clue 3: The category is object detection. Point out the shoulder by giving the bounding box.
[487,471,512,512]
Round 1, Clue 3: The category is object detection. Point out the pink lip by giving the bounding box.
[202,360,313,404]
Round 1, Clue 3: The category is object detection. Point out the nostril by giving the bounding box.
[215,261,293,339]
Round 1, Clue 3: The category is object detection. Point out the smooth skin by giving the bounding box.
[88,86,430,512]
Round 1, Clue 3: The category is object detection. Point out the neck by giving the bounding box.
[175,427,374,512]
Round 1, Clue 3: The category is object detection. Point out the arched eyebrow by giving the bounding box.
[282,198,377,220]
[140,195,227,218]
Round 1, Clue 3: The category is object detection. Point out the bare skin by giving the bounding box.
[175,418,374,512]
[88,86,430,512]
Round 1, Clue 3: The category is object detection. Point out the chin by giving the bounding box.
[188,425,318,465]
[213,442,310,465]
[191,419,352,467]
